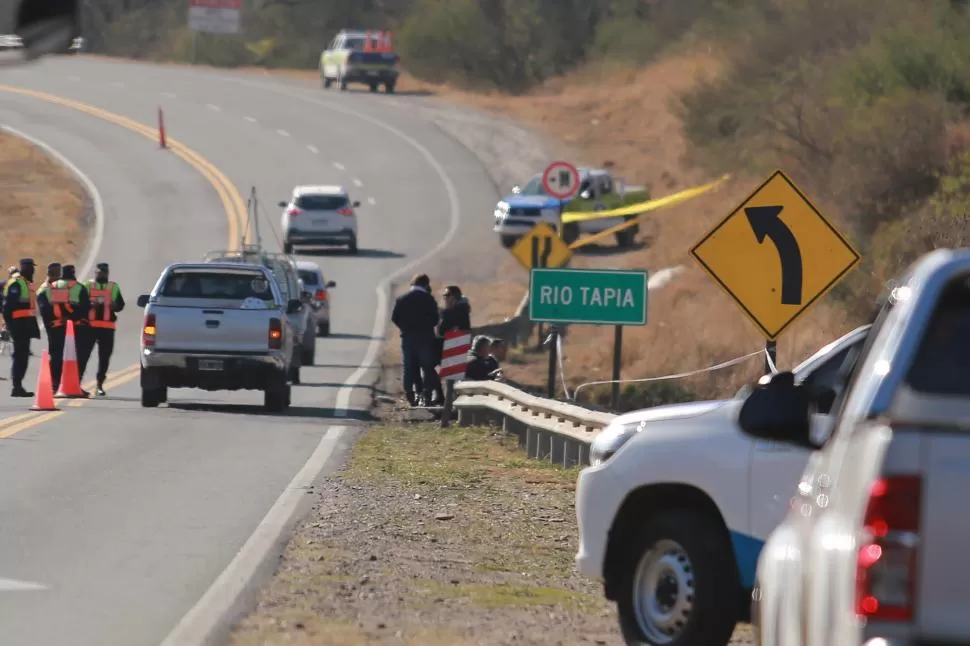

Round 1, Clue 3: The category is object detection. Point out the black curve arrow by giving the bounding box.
[744,205,803,305]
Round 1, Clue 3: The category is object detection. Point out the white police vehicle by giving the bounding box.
[574,324,869,645]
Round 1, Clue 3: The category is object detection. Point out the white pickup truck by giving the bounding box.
[574,324,870,645]
[136,262,299,412]
[745,248,970,646]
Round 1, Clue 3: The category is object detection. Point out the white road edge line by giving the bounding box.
[206,104,221,111]
[161,91,176,98]
[159,426,346,646]
[332,161,344,170]
[306,144,318,153]
[243,116,256,123]
[352,178,363,187]
[1,125,105,279]
[277,129,289,137]
[0,577,47,591]
[163,74,462,645]
[367,197,376,205]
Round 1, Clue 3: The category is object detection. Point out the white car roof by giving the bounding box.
[294,260,322,274]
[293,185,346,196]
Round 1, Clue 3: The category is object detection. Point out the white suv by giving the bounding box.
[280,185,359,254]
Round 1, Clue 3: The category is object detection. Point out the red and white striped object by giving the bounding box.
[438,330,471,380]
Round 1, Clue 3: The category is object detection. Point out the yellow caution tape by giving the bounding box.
[569,216,640,250]
[561,174,731,223]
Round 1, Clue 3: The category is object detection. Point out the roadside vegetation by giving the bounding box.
[88,0,970,408]
[0,131,88,272]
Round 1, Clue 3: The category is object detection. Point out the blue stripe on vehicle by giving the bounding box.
[729,531,765,589]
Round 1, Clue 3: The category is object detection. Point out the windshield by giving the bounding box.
[296,194,348,210]
[161,270,274,301]
[518,176,547,196]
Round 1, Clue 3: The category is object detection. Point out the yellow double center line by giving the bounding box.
[0,84,248,437]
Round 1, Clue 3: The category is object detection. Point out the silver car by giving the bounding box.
[296,260,336,337]
[279,185,360,254]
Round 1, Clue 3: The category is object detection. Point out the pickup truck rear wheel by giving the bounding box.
[562,223,580,245]
[322,75,332,89]
[264,386,286,412]
[614,510,740,646]
[141,386,162,408]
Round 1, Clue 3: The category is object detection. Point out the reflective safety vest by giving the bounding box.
[3,276,36,319]
[49,280,82,328]
[87,280,118,329]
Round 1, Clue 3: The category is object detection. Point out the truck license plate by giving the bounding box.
[198,359,223,371]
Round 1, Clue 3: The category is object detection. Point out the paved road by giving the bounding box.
[0,57,498,646]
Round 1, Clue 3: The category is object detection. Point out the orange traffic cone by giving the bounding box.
[55,320,87,398]
[30,350,58,411]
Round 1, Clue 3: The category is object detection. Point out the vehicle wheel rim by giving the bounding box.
[632,539,694,644]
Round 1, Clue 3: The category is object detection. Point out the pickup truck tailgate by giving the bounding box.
[916,433,970,637]
[151,299,273,354]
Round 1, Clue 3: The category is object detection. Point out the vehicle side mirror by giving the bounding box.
[286,299,303,314]
[137,294,150,307]
[511,185,521,194]
[278,201,288,208]
[738,371,817,449]
[352,201,360,208]
[326,280,336,288]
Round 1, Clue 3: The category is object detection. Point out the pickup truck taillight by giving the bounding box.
[142,313,156,347]
[337,207,353,216]
[269,317,283,349]
[314,289,327,301]
[855,474,921,621]
[286,206,302,217]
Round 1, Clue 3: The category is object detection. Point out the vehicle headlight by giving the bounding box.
[497,201,510,214]
[589,420,645,466]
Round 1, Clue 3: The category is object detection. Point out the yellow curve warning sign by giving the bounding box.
[689,170,861,340]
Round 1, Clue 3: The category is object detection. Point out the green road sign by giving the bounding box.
[529,268,648,325]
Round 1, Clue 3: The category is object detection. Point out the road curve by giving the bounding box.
[0,56,499,646]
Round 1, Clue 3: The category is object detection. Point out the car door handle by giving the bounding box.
[205,320,220,328]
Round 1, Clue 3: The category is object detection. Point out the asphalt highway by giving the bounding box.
[0,56,498,646]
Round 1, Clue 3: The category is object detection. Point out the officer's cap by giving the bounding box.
[19,258,35,267]
[96,262,109,272]
[47,262,61,272]
[62,264,76,274]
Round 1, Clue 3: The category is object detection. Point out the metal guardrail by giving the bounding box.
[452,380,616,468]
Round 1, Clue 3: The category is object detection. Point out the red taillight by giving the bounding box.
[337,207,353,216]
[269,317,283,349]
[286,207,302,216]
[314,289,327,301]
[855,474,921,622]
[142,313,157,347]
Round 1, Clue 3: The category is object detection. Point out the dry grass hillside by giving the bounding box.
[0,131,88,275]
[380,55,852,404]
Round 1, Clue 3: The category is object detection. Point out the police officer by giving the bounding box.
[45,264,91,397]
[82,262,124,396]
[36,262,65,391]
[2,259,40,396]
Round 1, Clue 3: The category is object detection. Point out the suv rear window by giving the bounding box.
[161,271,274,301]
[298,270,320,285]
[296,194,348,210]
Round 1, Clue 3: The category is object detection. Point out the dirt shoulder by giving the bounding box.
[0,130,89,272]
[228,414,753,645]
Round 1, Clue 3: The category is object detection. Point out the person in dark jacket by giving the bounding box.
[391,273,441,406]
[2,258,41,396]
[465,335,501,381]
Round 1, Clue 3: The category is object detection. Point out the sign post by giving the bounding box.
[542,160,581,239]
[529,268,648,408]
[509,221,574,349]
[689,169,861,374]
[188,0,241,35]
[438,330,471,427]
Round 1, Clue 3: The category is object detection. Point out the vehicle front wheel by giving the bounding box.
[322,75,332,89]
[141,386,161,408]
[302,340,316,366]
[318,321,330,337]
[561,222,580,245]
[384,81,395,94]
[500,235,518,249]
[264,386,286,412]
[614,510,740,646]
